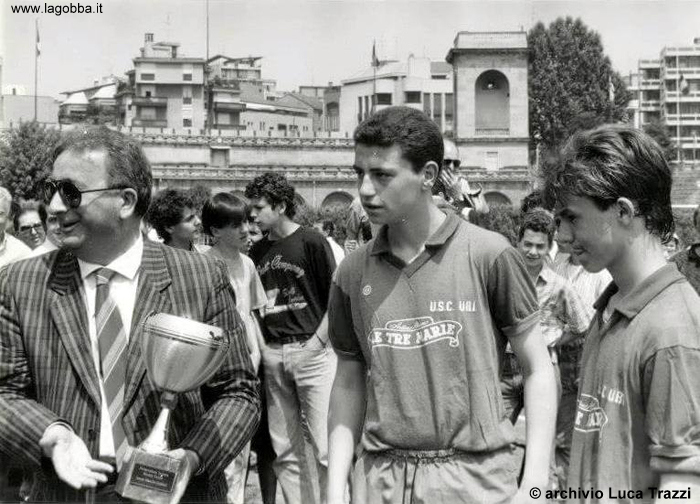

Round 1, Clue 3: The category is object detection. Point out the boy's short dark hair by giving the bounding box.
[542,124,674,242]
[520,189,553,214]
[518,208,555,245]
[146,188,194,243]
[244,172,297,219]
[202,192,248,236]
[354,106,443,174]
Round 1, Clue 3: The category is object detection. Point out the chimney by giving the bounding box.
[145,33,154,43]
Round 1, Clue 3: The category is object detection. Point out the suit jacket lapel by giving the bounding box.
[49,250,102,407]
[124,240,172,409]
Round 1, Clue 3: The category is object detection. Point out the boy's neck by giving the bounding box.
[387,202,446,262]
[268,218,299,241]
[608,234,667,297]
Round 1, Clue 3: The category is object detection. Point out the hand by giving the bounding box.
[39,424,113,490]
[164,448,200,504]
[439,168,462,201]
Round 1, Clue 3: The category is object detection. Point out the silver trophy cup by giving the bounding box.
[116,313,230,504]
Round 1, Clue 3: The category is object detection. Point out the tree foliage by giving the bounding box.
[0,121,63,200]
[529,17,632,154]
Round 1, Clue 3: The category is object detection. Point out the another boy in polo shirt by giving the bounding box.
[544,125,700,503]
[326,106,558,504]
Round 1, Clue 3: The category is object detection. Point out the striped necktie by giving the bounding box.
[94,268,129,469]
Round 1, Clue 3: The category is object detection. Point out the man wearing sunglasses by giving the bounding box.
[432,137,489,221]
[0,127,260,503]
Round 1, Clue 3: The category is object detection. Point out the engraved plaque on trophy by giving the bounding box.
[115,313,229,504]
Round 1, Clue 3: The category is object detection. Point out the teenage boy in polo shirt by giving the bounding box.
[544,125,700,503]
[326,106,558,504]
[670,205,700,294]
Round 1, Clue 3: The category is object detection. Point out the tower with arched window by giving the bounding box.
[446,31,529,172]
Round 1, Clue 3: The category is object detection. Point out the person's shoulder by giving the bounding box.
[334,240,372,285]
[637,279,700,349]
[451,219,513,259]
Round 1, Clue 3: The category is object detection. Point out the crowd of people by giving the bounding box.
[0,105,699,504]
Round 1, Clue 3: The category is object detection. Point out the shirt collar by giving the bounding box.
[369,212,461,257]
[592,263,686,319]
[537,264,556,285]
[78,234,144,281]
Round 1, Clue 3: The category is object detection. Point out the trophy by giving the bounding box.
[116,313,230,504]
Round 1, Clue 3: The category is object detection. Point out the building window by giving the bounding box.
[183,118,192,127]
[364,96,370,118]
[145,91,152,97]
[423,93,431,117]
[405,91,421,104]
[140,73,155,81]
[183,97,192,105]
[358,96,363,123]
[376,93,392,105]
[183,73,193,81]
[433,94,442,120]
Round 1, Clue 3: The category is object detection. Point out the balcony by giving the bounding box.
[640,79,661,89]
[664,91,700,100]
[132,96,168,107]
[132,118,168,128]
[211,124,247,131]
[640,100,661,110]
[475,128,510,136]
[213,101,246,112]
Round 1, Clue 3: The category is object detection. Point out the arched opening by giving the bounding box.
[484,191,512,207]
[475,70,510,135]
[321,191,353,209]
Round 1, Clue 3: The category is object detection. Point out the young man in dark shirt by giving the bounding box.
[545,125,700,502]
[246,173,336,504]
[327,106,557,504]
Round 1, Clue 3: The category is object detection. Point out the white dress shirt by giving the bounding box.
[77,235,143,457]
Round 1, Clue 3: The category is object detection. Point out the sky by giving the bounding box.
[2,0,700,99]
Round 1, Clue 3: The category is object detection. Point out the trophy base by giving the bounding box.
[116,446,183,504]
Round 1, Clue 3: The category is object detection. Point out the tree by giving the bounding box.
[643,118,676,162]
[0,121,63,200]
[187,184,212,214]
[529,17,632,156]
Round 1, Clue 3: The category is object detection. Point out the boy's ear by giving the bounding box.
[422,161,439,191]
[616,197,637,223]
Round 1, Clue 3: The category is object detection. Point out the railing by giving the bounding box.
[132,96,168,107]
[475,128,510,136]
[132,119,168,128]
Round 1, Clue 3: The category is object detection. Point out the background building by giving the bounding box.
[120,33,206,130]
[338,54,454,134]
[447,31,529,172]
[60,76,119,125]
[634,37,700,163]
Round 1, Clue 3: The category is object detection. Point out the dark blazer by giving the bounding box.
[0,239,260,502]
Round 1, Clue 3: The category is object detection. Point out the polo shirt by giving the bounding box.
[568,264,700,503]
[328,212,539,453]
[670,243,700,295]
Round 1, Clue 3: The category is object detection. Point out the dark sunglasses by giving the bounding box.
[18,223,44,233]
[443,159,461,169]
[42,180,128,209]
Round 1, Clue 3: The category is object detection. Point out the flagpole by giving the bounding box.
[34,19,39,121]
[372,39,377,114]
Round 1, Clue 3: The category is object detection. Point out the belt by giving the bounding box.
[266,334,312,345]
[384,447,458,461]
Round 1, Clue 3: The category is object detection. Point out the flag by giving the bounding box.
[371,40,379,68]
[680,73,690,95]
[608,75,615,102]
[36,20,40,57]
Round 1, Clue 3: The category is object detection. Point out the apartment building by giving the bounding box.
[120,33,205,130]
[634,37,700,163]
[338,55,454,134]
[60,76,119,125]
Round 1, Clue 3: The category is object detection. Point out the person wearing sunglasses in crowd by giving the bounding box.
[13,200,47,251]
[0,127,260,503]
[0,187,32,270]
[146,188,202,251]
[432,136,490,222]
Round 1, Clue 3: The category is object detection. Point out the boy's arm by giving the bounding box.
[327,356,366,504]
[509,322,558,495]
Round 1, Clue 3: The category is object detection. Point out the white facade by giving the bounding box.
[339,55,453,135]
